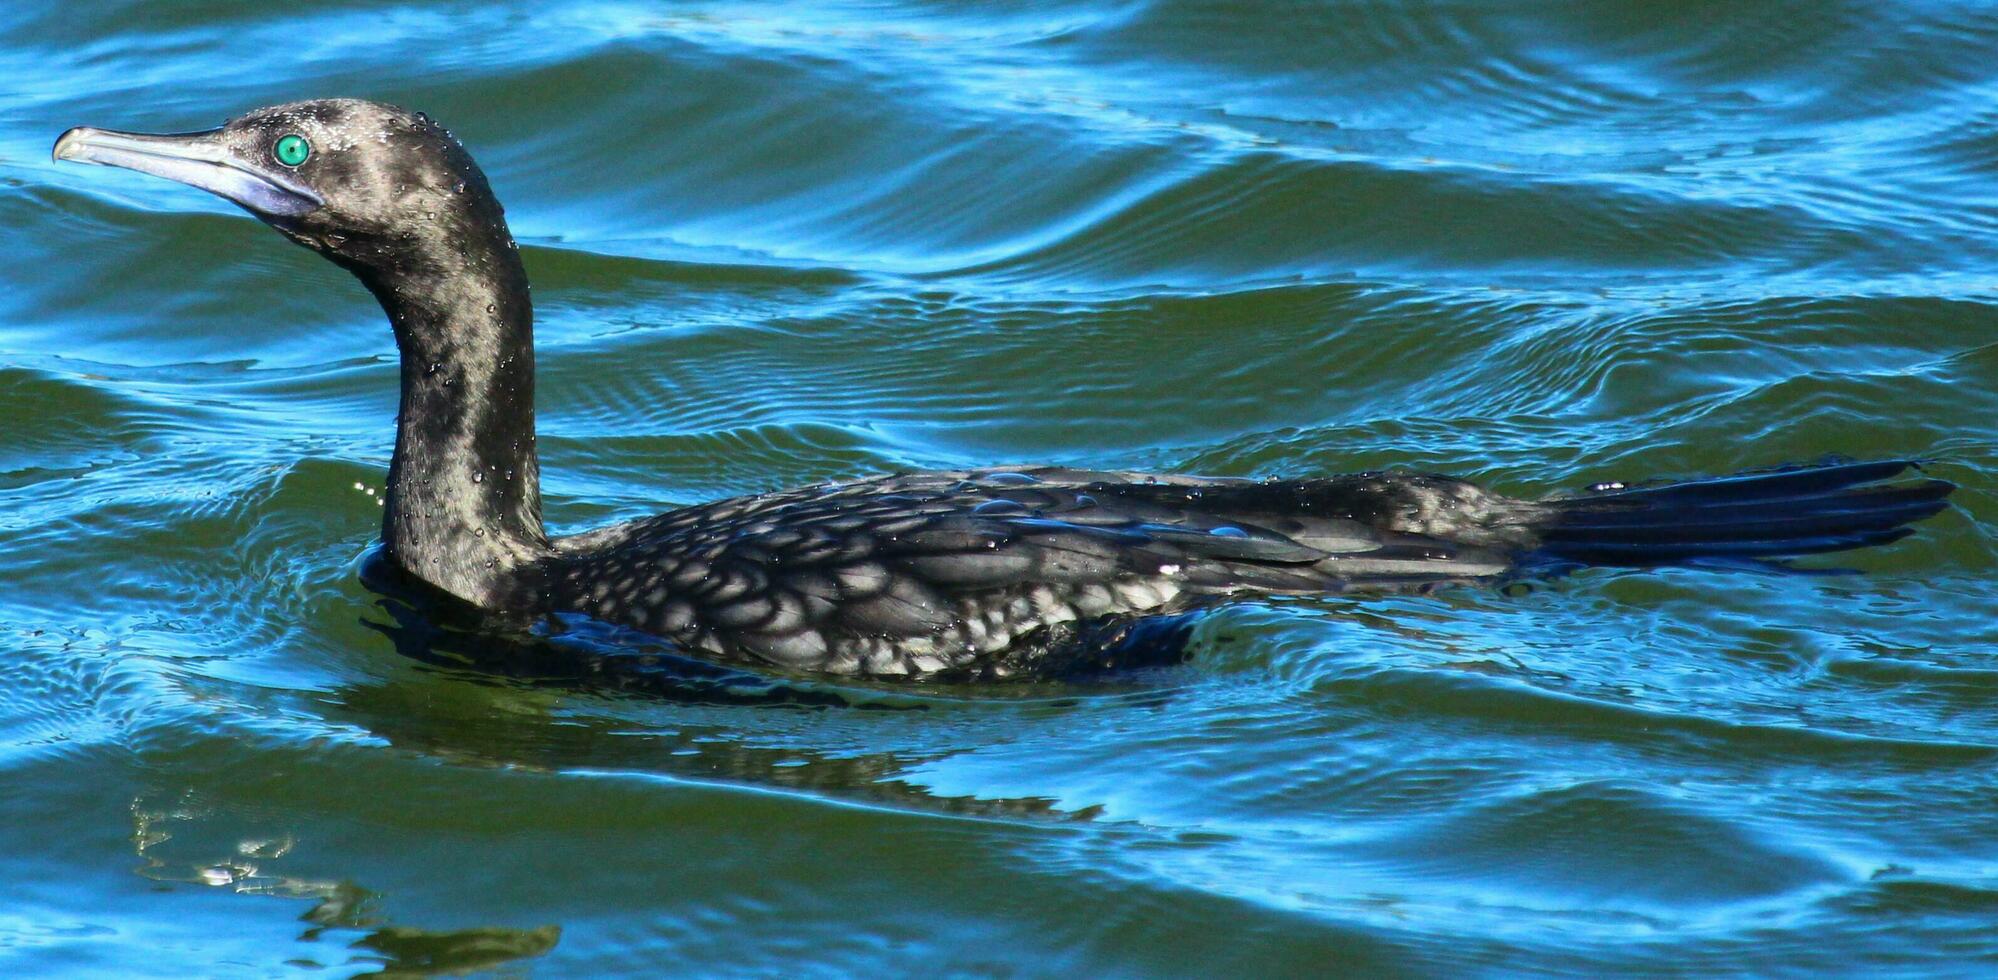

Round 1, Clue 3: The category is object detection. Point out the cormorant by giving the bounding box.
[52,100,1956,678]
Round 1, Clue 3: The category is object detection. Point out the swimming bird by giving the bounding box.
[53,99,1956,679]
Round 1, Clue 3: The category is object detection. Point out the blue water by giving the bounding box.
[4,1,1997,974]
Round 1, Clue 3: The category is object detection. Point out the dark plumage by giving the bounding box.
[54,99,1957,679]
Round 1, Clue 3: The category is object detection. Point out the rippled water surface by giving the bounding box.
[6,1,1998,974]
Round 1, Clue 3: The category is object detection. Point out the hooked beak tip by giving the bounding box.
[52,127,96,164]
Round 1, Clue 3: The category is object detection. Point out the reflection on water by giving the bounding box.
[132,791,560,975]
[349,559,1191,820]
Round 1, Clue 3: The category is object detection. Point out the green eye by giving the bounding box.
[273,134,310,167]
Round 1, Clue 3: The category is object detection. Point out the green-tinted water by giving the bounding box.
[5,1,1997,974]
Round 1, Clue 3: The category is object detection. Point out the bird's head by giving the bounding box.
[54,98,511,277]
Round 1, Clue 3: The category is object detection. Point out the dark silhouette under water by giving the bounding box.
[53,99,1955,679]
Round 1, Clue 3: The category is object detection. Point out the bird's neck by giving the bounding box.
[354,235,547,609]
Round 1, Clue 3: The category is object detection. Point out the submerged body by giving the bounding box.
[53,99,1955,678]
[524,460,1948,677]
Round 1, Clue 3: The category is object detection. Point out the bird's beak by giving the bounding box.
[53,126,324,217]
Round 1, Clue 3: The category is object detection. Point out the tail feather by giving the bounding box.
[1532,459,1953,567]
[1573,457,1918,504]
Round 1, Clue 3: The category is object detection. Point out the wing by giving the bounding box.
[542,468,1528,676]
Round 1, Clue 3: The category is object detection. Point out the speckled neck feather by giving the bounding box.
[334,144,547,606]
[355,222,547,604]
